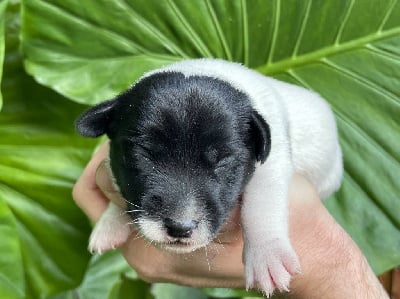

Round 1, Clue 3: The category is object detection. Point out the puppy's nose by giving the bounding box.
[164,218,198,238]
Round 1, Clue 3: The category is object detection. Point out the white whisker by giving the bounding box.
[132,231,146,241]
[204,246,211,271]
[124,209,144,213]
[214,238,225,254]
[125,221,139,226]
[123,199,142,209]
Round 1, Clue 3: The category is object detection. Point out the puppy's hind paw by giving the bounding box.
[244,238,301,297]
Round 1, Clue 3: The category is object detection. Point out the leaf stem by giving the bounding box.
[256,27,400,75]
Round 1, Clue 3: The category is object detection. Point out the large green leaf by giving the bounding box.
[152,284,207,299]
[0,2,98,298]
[0,0,7,109]
[20,0,399,288]
[0,196,24,299]
[202,287,262,298]
[49,251,137,299]
[109,275,154,299]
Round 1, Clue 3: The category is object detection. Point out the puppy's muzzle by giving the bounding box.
[164,218,199,238]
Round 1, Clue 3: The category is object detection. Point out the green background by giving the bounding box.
[0,0,399,298]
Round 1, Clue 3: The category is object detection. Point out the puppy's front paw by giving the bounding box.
[244,238,301,297]
[88,213,132,254]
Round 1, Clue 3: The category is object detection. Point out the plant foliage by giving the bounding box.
[0,0,398,298]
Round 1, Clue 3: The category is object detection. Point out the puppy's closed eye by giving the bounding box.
[203,146,232,167]
[203,147,219,165]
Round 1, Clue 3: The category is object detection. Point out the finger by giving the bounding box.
[96,160,127,209]
[72,142,110,222]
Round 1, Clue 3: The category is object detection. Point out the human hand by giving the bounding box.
[73,142,389,298]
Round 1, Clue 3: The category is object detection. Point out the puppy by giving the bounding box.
[76,59,343,296]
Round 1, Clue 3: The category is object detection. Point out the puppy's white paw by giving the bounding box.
[244,238,301,297]
[88,212,132,254]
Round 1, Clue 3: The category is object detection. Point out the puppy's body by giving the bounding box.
[153,59,342,198]
[76,59,342,296]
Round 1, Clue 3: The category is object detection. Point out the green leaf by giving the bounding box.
[109,275,154,299]
[49,251,137,299]
[0,70,94,299]
[0,197,24,299]
[0,2,98,298]
[202,287,262,298]
[21,0,400,276]
[0,0,8,110]
[19,0,400,289]
[152,284,207,299]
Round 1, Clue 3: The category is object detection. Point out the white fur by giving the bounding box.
[136,194,212,253]
[89,59,343,296]
[88,202,132,253]
[137,216,211,253]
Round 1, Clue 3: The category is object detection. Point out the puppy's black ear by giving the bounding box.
[75,99,118,137]
[250,110,271,163]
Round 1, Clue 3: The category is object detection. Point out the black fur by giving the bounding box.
[76,72,271,237]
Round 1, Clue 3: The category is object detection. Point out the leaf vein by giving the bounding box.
[240,0,249,65]
[267,0,280,64]
[119,0,190,58]
[292,0,312,57]
[336,114,400,168]
[0,179,86,239]
[165,0,213,58]
[366,44,400,61]
[334,0,355,45]
[259,27,400,75]
[32,0,146,54]
[0,273,25,298]
[204,0,232,61]
[0,183,86,287]
[285,69,400,167]
[378,0,398,32]
[342,165,399,229]
[321,59,400,105]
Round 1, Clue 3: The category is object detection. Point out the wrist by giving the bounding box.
[286,181,388,298]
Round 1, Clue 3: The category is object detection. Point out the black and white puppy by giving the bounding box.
[76,59,343,296]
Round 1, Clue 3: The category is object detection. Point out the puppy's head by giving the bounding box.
[76,72,270,252]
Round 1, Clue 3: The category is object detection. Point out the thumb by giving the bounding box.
[96,160,127,210]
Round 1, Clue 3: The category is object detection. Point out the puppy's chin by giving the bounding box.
[145,235,212,254]
[136,216,213,253]
[160,241,208,253]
